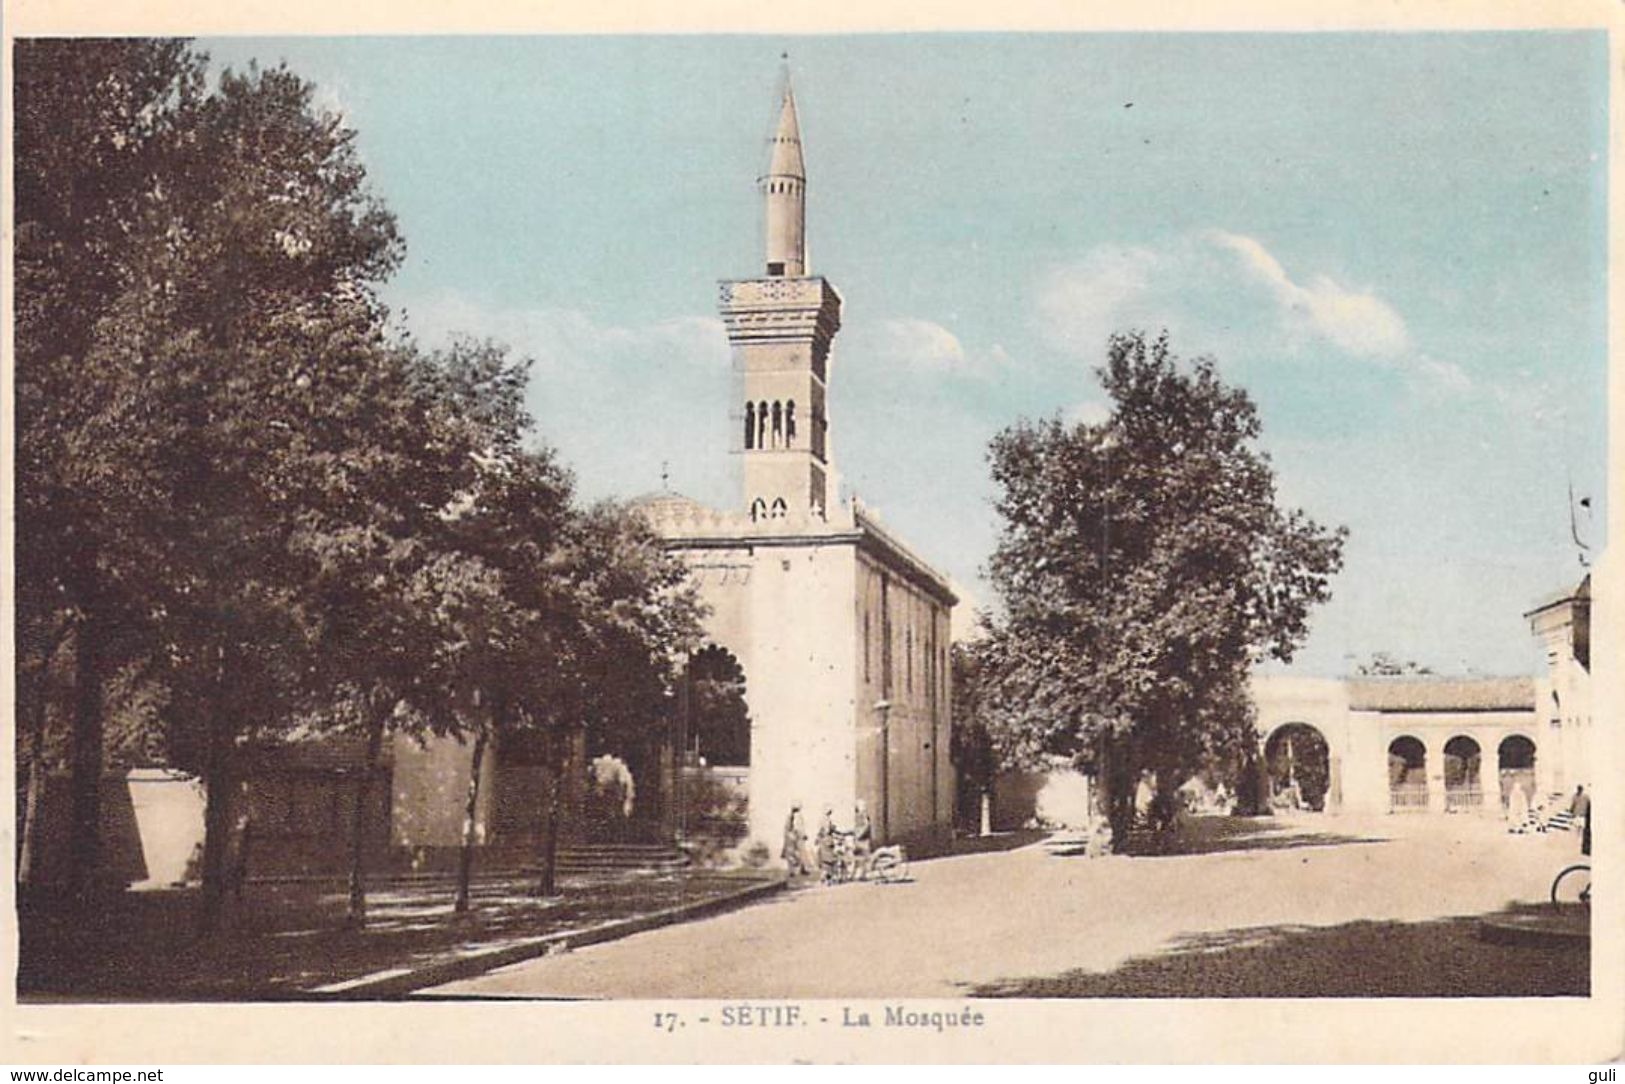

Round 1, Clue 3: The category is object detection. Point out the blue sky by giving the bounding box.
[204,33,1609,676]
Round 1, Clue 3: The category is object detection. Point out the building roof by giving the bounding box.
[1523,573,1591,619]
[628,491,712,519]
[764,83,805,180]
[854,503,958,608]
[1346,676,1535,713]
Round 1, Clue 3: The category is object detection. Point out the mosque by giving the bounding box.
[634,78,959,853]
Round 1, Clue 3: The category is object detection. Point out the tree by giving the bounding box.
[523,501,705,897]
[14,39,208,898]
[15,41,414,917]
[949,641,998,831]
[980,332,1346,851]
[1356,652,1434,677]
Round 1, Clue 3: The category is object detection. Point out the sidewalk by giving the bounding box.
[18,868,783,1001]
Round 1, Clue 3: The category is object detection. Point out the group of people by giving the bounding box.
[782,800,874,883]
[1505,783,1592,859]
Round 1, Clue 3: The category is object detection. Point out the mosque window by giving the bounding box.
[757,400,769,449]
[770,497,787,519]
[772,401,783,446]
[863,611,871,685]
[767,261,784,276]
[906,627,913,693]
[750,497,767,522]
[744,402,756,450]
[786,401,796,445]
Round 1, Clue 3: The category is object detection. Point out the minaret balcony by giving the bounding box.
[717,276,842,344]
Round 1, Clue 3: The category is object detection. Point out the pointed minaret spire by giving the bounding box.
[760,69,806,277]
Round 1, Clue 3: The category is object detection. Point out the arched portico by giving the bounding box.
[1388,735,1428,812]
[1264,722,1334,812]
[1442,735,1483,812]
[1497,733,1538,813]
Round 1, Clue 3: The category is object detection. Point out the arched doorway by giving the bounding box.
[680,646,751,844]
[1443,735,1482,812]
[687,645,750,767]
[1264,723,1331,812]
[1497,734,1537,812]
[1388,736,1428,812]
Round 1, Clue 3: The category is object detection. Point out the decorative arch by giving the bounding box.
[769,496,788,519]
[686,645,751,768]
[750,497,767,522]
[757,400,768,449]
[772,401,783,447]
[1443,734,1483,812]
[744,401,756,450]
[1388,735,1428,812]
[1264,722,1331,812]
[1498,733,1537,811]
[785,400,796,446]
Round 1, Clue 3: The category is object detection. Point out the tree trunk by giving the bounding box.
[345,706,389,928]
[197,639,240,934]
[17,658,54,887]
[534,728,563,899]
[66,590,105,903]
[1102,738,1136,856]
[453,725,489,914]
[197,717,237,933]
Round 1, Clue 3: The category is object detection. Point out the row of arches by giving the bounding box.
[764,179,802,195]
[745,400,796,450]
[1387,733,1536,812]
[1262,724,1540,814]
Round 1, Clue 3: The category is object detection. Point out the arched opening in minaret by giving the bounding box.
[770,497,787,519]
[744,401,756,450]
[772,401,783,447]
[757,400,769,449]
[750,498,767,522]
[786,401,796,446]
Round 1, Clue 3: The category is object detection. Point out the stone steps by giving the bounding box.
[556,843,691,874]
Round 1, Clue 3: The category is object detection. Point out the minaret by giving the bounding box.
[719,74,842,521]
[762,82,806,278]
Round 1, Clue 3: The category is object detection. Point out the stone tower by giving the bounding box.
[719,78,843,521]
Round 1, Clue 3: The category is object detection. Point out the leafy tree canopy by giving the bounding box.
[978,332,1346,848]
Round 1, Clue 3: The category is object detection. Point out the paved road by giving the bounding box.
[425,814,1587,998]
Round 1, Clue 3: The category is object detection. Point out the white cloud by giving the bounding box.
[1035,230,1459,399]
[1204,229,1411,358]
[1066,399,1111,427]
[875,318,968,371]
[400,290,735,507]
[1412,354,1473,396]
[1036,243,1169,359]
[859,317,1016,379]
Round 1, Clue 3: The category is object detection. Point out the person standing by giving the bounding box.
[816,806,840,883]
[1508,780,1530,833]
[782,803,807,877]
[851,800,873,879]
[1572,786,1591,856]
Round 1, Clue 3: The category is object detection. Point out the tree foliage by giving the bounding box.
[14,40,706,925]
[978,332,1346,849]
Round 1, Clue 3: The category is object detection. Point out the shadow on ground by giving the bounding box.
[1048,815,1386,859]
[941,829,1050,858]
[17,870,774,1001]
[969,903,1589,998]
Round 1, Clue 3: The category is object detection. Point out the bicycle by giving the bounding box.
[1550,862,1590,912]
